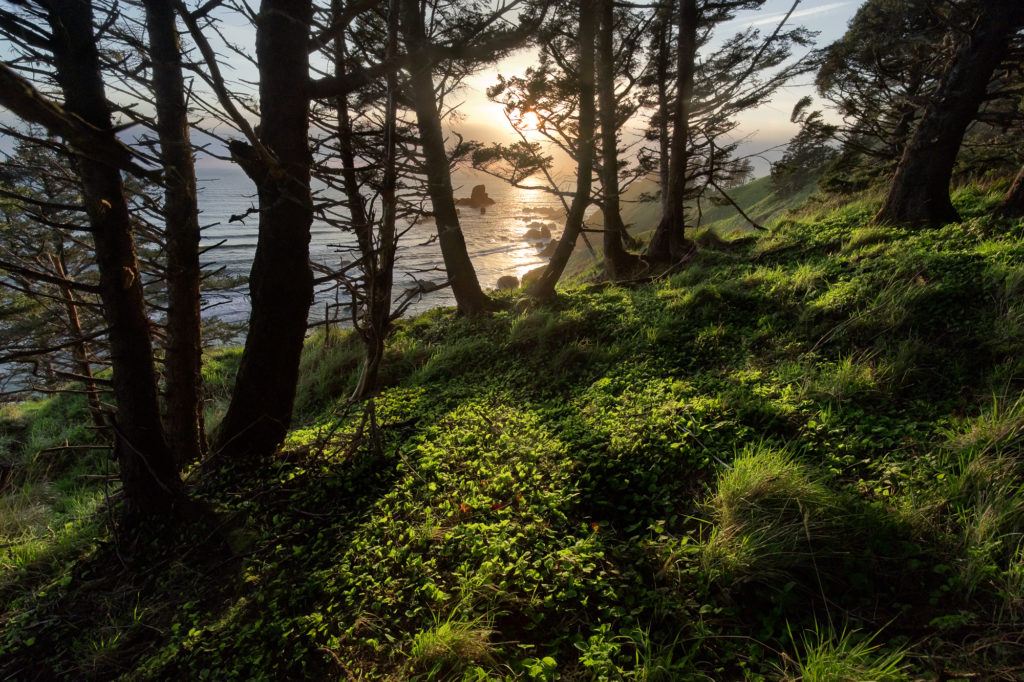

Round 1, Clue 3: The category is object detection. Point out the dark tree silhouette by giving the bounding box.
[876,1,1024,227]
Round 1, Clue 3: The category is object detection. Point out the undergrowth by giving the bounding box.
[2,186,1024,679]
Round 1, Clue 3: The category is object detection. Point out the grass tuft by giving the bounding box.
[408,615,495,674]
[702,444,837,584]
[784,624,910,682]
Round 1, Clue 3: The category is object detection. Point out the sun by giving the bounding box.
[515,110,544,139]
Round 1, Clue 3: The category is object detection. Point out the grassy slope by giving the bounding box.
[565,175,817,279]
[2,186,1024,680]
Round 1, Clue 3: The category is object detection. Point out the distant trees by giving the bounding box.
[876,0,1024,226]
[771,98,838,196]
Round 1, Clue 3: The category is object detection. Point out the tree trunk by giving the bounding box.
[654,0,672,212]
[597,0,638,280]
[215,0,314,459]
[1000,165,1024,218]
[646,0,697,264]
[49,250,105,430]
[343,0,400,401]
[400,0,492,315]
[876,1,1024,227]
[527,0,596,300]
[47,0,182,516]
[144,0,205,467]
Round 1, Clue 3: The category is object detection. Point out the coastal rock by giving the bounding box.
[521,265,546,288]
[523,206,563,220]
[454,184,496,209]
[522,223,552,241]
[496,275,520,291]
[539,239,558,257]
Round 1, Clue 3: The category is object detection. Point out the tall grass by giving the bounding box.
[784,624,910,682]
[702,444,837,584]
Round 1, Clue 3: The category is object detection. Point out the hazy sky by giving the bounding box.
[454,0,863,176]
[0,1,865,176]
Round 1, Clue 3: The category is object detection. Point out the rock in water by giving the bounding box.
[539,239,558,257]
[455,184,496,208]
[496,275,519,291]
[522,224,552,241]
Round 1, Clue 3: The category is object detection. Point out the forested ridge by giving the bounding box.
[1,0,1023,679]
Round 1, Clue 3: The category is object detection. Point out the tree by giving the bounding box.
[876,0,1024,227]
[644,0,812,263]
[143,0,205,466]
[0,1,183,516]
[397,0,537,315]
[815,0,1023,194]
[527,0,597,299]
[314,0,403,400]
[646,0,698,264]
[596,0,641,279]
[771,97,838,195]
[815,0,946,178]
[213,0,316,459]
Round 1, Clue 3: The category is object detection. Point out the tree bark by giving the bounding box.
[999,165,1024,218]
[876,1,1024,227]
[597,0,638,280]
[144,0,205,467]
[46,0,182,516]
[215,0,314,459]
[527,0,596,300]
[400,0,492,315]
[646,0,697,263]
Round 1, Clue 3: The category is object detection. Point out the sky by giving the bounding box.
[453,0,863,177]
[0,0,865,176]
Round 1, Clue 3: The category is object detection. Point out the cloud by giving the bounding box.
[737,1,852,28]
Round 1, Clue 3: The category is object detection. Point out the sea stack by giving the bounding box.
[455,184,496,209]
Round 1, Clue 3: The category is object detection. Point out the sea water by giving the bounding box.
[196,165,574,325]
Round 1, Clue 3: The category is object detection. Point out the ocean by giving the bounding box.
[196,166,572,325]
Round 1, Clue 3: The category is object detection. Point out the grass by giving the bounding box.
[785,624,910,681]
[1,181,1024,678]
[408,614,495,675]
[701,444,837,585]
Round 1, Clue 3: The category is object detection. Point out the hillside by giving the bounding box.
[2,185,1024,679]
[566,175,818,278]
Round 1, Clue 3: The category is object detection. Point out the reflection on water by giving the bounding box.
[197,166,575,325]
